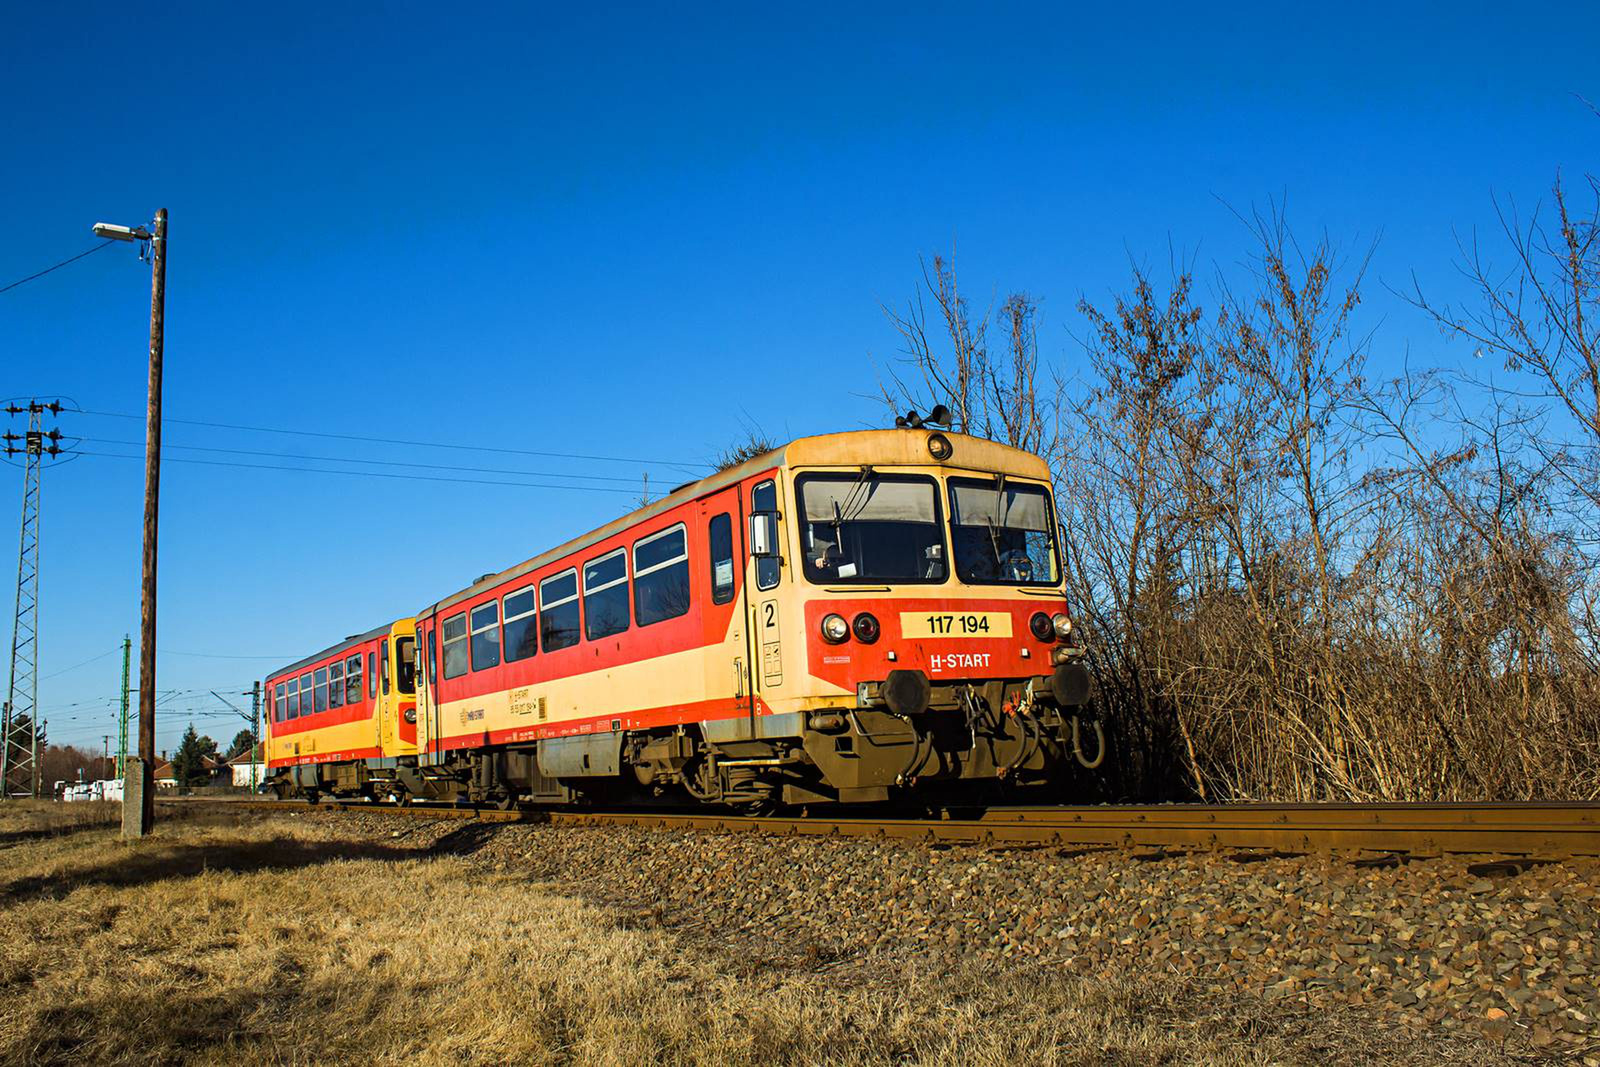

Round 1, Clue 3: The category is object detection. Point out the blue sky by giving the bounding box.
[2,3,1596,755]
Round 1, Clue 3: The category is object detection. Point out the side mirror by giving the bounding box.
[749,512,780,558]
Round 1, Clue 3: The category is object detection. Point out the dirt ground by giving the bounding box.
[0,801,1584,1065]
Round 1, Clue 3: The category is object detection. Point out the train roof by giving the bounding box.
[266,623,391,683]
[413,427,1051,619]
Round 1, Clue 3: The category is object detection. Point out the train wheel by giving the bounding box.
[741,795,781,818]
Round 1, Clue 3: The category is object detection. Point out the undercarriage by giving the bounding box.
[269,669,1103,811]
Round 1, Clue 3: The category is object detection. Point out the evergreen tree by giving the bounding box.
[170,724,216,789]
[226,729,255,760]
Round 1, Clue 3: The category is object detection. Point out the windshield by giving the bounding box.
[796,473,947,584]
[395,636,416,695]
[948,478,1060,585]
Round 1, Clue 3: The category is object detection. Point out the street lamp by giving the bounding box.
[97,209,167,839]
[91,223,152,243]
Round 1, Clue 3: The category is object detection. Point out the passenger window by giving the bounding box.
[540,570,580,652]
[381,637,391,694]
[287,677,299,719]
[634,524,690,626]
[583,549,630,640]
[345,655,362,704]
[709,513,735,604]
[753,480,781,590]
[368,651,377,698]
[503,587,537,662]
[441,614,468,679]
[274,682,286,723]
[313,668,328,713]
[300,672,314,715]
[328,661,345,709]
[470,602,501,670]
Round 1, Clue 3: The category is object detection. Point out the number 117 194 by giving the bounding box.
[898,611,1012,639]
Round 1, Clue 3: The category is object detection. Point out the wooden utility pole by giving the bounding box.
[127,208,167,838]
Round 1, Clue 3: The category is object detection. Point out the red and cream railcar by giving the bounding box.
[262,619,419,800]
[393,427,1097,809]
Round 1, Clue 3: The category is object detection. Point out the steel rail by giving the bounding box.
[205,799,1600,858]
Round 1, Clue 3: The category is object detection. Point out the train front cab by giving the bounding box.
[732,429,1097,806]
[377,618,420,761]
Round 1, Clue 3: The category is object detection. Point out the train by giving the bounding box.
[262,422,1101,810]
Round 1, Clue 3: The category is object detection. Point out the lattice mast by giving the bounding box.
[117,634,131,780]
[1,402,62,797]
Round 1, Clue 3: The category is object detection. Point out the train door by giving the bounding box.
[377,635,392,751]
[700,487,753,719]
[747,476,787,723]
[416,614,442,765]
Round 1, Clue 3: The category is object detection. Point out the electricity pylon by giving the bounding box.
[1,401,62,798]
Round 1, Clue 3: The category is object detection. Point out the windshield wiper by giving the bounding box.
[832,464,875,529]
[986,474,1007,574]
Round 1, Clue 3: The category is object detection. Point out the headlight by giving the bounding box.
[852,612,880,643]
[403,708,417,724]
[1029,612,1054,641]
[926,432,954,461]
[820,613,850,643]
[1052,613,1072,640]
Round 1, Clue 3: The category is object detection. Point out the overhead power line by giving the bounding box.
[80,438,655,484]
[39,647,120,681]
[72,408,710,472]
[0,242,115,295]
[76,450,643,494]
[156,649,296,660]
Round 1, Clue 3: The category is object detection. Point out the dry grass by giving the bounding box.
[0,807,1476,1066]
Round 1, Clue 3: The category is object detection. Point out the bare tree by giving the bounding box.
[879,251,1048,450]
[875,193,1600,804]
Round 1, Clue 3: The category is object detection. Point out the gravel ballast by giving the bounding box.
[310,808,1599,1063]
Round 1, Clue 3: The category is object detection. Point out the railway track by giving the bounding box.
[213,799,1600,859]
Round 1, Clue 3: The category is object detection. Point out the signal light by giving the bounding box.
[852,612,880,643]
[1029,612,1054,641]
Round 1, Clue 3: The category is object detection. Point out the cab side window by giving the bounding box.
[753,480,781,591]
